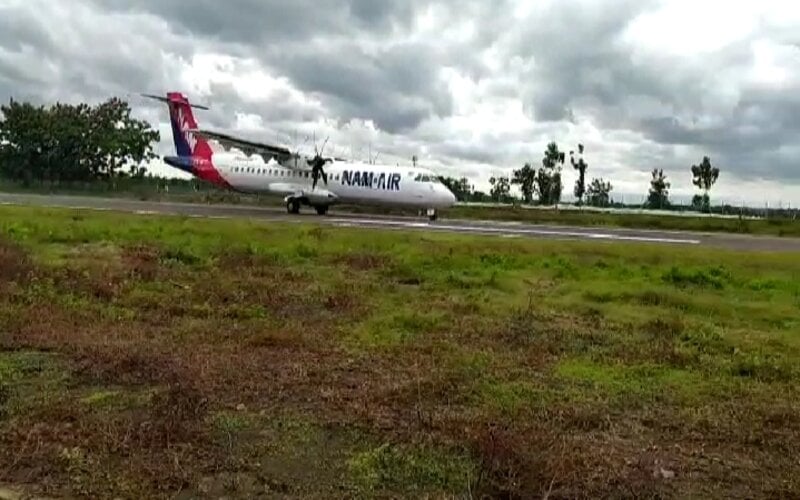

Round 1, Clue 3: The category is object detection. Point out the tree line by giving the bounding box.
[441,142,722,212]
[0,96,725,212]
[0,97,160,185]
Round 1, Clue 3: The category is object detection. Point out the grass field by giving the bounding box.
[0,206,799,498]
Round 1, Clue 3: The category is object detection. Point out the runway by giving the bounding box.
[1,192,799,252]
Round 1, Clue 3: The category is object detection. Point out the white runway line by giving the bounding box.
[328,218,702,245]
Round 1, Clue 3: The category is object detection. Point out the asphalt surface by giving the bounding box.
[1,192,799,252]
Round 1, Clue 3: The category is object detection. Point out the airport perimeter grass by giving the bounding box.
[0,206,799,498]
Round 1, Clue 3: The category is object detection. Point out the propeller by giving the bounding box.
[307,134,332,189]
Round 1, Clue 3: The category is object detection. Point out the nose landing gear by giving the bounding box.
[426,208,438,222]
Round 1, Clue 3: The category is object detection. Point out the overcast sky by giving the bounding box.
[1,0,799,205]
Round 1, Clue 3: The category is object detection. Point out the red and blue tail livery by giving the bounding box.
[166,92,212,161]
[142,92,229,188]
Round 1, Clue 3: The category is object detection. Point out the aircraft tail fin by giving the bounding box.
[141,92,213,160]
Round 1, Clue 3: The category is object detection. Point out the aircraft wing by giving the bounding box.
[191,128,297,164]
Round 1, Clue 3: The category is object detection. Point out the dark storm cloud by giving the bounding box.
[91,0,415,44]
[89,0,496,132]
[0,2,198,107]
[508,0,663,122]
[197,81,326,136]
[264,40,456,133]
[638,81,800,181]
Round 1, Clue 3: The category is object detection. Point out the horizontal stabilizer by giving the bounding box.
[140,93,210,110]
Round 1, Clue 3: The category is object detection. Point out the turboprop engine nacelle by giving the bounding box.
[286,188,339,206]
[306,189,338,205]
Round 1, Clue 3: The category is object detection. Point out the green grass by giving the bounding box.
[0,205,799,498]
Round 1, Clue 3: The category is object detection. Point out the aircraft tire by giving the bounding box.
[287,199,301,214]
[315,205,329,216]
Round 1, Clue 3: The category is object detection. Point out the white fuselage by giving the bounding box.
[210,151,457,209]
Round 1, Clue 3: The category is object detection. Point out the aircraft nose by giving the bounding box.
[442,187,457,206]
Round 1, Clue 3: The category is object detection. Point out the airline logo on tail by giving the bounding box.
[163,92,213,161]
[174,105,198,155]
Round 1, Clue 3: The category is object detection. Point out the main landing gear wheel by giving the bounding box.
[427,209,438,222]
[287,198,301,214]
[315,205,329,216]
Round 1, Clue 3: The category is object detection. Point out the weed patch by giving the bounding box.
[662,265,732,290]
[348,442,475,496]
[505,296,607,356]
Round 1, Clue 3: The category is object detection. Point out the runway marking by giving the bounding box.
[327,218,702,245]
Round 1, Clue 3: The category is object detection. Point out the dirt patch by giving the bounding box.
[0,237,32,287]
[145,381,209,447]
[50,266,124,301]
[459,420,585,499]
[121,244,161,281]
[0,386,212,499]
[333,252,392,271]
[72,345,192,387]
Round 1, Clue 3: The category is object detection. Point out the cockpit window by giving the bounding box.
[413,172,441,183]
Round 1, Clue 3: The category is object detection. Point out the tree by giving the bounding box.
[585,178,613,207]
[535,142,565,205]
[691,156,719,213]
[489,175,511,203]
[0,97,160,185]
[439,176,474,201]
[647,168,671,209]
[511,163,536,204]
[570,144,588,205]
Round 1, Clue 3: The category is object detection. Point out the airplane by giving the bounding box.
[143,92,457,221]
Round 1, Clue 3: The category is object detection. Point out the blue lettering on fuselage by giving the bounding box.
[341,170,402,191]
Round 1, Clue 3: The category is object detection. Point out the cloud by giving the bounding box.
[1,0,800,204]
